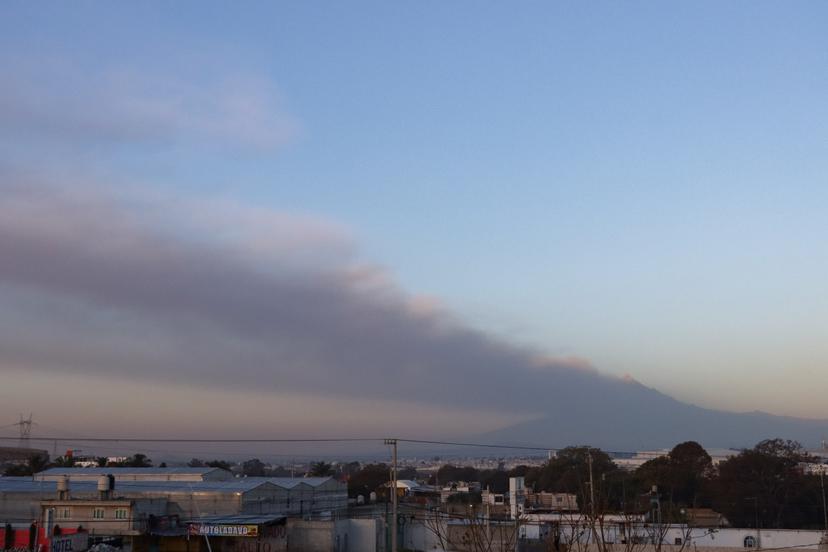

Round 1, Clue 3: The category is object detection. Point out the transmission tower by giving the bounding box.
[16,413,33,448]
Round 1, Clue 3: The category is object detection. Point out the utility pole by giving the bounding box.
[485,486,490,528]
[587,450,595,518]
[587,449,601,549]
[820,470,828,533]
[385,438,398,552]
[746,497,760,549]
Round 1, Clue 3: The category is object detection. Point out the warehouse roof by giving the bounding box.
[36,467,223,476]
[190,514,287,525]
[0,476,339,494]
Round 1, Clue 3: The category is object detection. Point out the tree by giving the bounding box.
[52,455,76,468]
[712,439,813,529]
[633,441,713,516]
[527,447,616,509]
[123,453,152,467]
[205,459,233,470]
[4,453,50,476]
[242,458,266,477]
[446,491,482,504]
[309,461,334,477]
[96,457,109,467]
[422,503,521,552]
[348,463,388,498]
[187,458,205,467]
[479,468,509,494]
[398,466,418,480]
[339,461,362,477]
[267,465,292,477]
[105,453,151,467]
[432,464,480,485]
[665,441,713,508]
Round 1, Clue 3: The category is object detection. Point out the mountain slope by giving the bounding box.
[481,377,828,450]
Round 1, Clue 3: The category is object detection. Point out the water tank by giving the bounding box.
[357,495,365,505]
[57,476,70,499]
[97,475,111,492]
[369,491,377,503]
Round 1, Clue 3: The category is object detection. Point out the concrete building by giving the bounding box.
[527,492,578,512]
[1,468,354,552]
[516,514,827,550]
[42,495,168,537]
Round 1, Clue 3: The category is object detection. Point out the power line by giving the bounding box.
[0,436,379,444]
[0,435,709,459]
[0,436,752,459]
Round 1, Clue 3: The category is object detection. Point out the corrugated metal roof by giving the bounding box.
[189,514,286,525]
[0,476,337,494]
[264,477,335,488]
[0,477,55,492]
[0,479,265,494]
[37,467,221,476]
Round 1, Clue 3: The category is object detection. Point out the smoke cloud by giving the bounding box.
[0,176,610,423]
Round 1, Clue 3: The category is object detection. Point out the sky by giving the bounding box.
[1,2,828,443]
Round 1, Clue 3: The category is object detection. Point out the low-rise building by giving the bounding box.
[1,468,349,552]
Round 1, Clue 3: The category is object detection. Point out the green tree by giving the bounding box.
[634,441,713,515]
[348,463,389,498]
[309,461,334,477]
[712,439,813,529]
[529,447,615,491]
[267,465,292,476]
[3,453,50,476]
[479,469,509,493]
[123,453,152,467]
[398,466,418,480]
[339,461,362,477]
[52,455,76,468]
[433,464,480,485]
[242,458,267,476]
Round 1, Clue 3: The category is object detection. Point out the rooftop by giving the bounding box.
[37,467,222,476]
[0,476,339,494]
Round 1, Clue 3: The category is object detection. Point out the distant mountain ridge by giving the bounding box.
[481,375,828,451]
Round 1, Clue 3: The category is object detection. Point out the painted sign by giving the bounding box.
[188,524,259,538]
[51,533,88,552]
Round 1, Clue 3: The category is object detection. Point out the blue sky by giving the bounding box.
[1,1,828,433]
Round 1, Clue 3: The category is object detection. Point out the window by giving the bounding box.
[58,508,71,519]
[92,508,105,520]
[744,536,757,548]
[115,509,128,520]
[675,538,683,545]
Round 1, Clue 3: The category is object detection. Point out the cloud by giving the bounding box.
[0,175,609,422]
[0,62,298,152]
